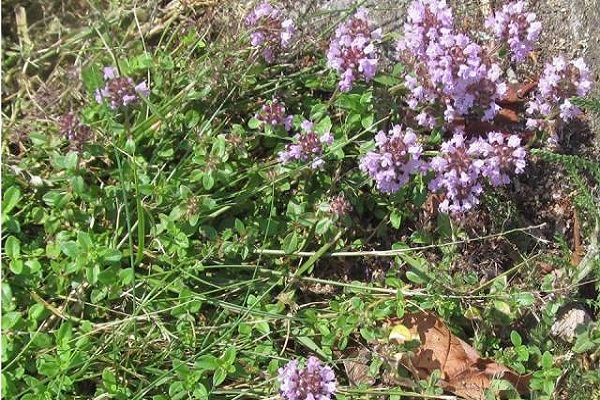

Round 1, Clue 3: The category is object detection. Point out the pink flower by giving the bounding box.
[327,8,381,92]
[359,125,424,193]
[485,0,541,62]
[245,2,296,62]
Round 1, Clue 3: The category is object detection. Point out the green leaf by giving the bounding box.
[195,355,219,371]
[119,268,135,285]
[42,191,71,208]
[315,218,332,235]
[28,303,46,322]
[56,321,73,345]
[238,323,252,336]
[61,241,80,258]
[541,351,553,370]
[296,336,327,359]
[82,65,103,92]
[168,381,186,400]
[193,384,209,400]
[492,300,512,318]
[29,132,48,146]
[310,103,329,120]
[573,332,597,353]
[510,331,522,347]
[202,173,215,190]
[4,236,20,259]
[405,271,426,284]
[334,94,362,112]
[77,232,93,252]
[101,249,122,263]
[360,327,377,341]
[247,117,261,130]
[1,311,22,330]
[374,74,401,87]
[102,368,118,392]
[37,355,59,377]
[361,114,374,130]
[255,321,270,335]
[212,367,227,387]
[71,176,85,195]
[9,260,24,275]
[390,211,402,229]
[221,346,236,365]
[64,152,79,170]
[282,231,298,254]
[25,259,41,274]
[315,116,332,133]
[134,53,153,69]
[2,283,13,311]
[2,186,21,215]
[515,292,535,306]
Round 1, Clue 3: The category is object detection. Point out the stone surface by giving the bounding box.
[551,304,593,342]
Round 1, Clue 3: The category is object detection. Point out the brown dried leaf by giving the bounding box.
[495,108,520,124]
[343,347,376,387]
[571,208,584,266]
[497,81,537,108]
[397,312,530,399]
[447,359,531,399]
[399,312,477,380]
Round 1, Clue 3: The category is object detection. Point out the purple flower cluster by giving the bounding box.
[59,111,92,151]
[245,2,296,63]
[526,56,593,129]
[428,133,485,214]
[327,8,381,92]
[397,0,453,59]
[95,67,149,109]
[428,131,526,214]
[397,0,507,125]
[485,0,541,62]
[256,98,293,130]
[328,194,352,218]
[359,125,424,193]
[474,131,527,187]
[278,121,333,169]
[277,356,336,400]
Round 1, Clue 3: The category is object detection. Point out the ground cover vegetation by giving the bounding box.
[2,0,600,399]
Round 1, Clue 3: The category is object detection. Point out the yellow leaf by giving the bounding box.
[389,324,415,343]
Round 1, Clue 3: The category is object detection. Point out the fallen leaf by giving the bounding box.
[394,312,530,399]
[571,208,583,266]
[398,312,478,380]
[343,347,376,387]
[495,108,519,124]
[389,323,416,343]
[447,358,531,399]
[496,81,537,108]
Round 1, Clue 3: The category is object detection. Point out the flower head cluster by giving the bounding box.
[526,56,593,128]
[473,131,527,187]
[429,133,485,214]
[429,131,527,214]
[256,98,293,130]
[359,125,424,193]
[245,2,295,63]
[397,0,453,59]
[327,8,382,92]
[278,121,333,169]
[59,111,92,151]
[485,0,541,62]
[95,67,149,109]
[328,194,352,218]
[277,356,336,400]
[398,0,507,125]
